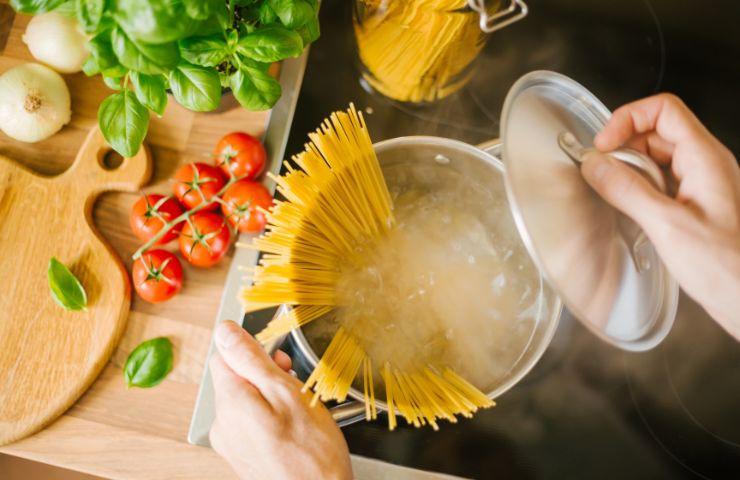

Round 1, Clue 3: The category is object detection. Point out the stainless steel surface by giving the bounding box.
[290,135,562,426]
[188,50,310,446]
[557,131,666,192]
[501,70,678,351]
[469,0,528,33]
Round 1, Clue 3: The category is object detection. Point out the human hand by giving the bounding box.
[580,93,740,339]
[209,320,352,480]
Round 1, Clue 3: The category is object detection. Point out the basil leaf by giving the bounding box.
[182,0,221,21]
[179,36,228,67]
[123,337,173,388]
[76,0,104,33]
[102,74,122,90]
[53,0,77,16]
[10,0,66,14]
[98,90,150,157]
[268,0,315,29]
[169,62,221,111]
[111,26,180,75]
[230,66,281,111]
[87,30,128,77]
[76,0,103,32]
[236,25,303,63]
[258,3,278,24]
[114,0,201,44]
[48,257,87,311]
[129,72,168,116]
[297,16,320,45]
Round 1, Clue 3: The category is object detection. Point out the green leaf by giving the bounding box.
[268,0,315,29]
[230,65,281,111]
[102,74,122,90]
[111,26,180,75]
[297,16,320,45]
[123,337,173,388]
[258,3,278,24]
[236,25,303,63]
[76,0,104,33]
[87,30,128,77]
[53,0,77,16]
[182,0,221,21]
[98,90,150,157]
[48,257,87,311]
[10,0,66,14]
[169,62,221,111]
[178,36,228,67]
[113,0,201,44]
[129,72,168,116]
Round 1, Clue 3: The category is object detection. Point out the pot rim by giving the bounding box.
[290,135,563,414]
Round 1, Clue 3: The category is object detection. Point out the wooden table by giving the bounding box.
[0,5,258,478]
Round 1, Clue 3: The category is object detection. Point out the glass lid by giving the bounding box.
[500,71,678,351]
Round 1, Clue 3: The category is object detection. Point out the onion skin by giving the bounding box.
[0,63,72,143]
[22,12,89,74]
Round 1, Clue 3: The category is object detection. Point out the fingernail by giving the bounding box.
[215,321,240,349]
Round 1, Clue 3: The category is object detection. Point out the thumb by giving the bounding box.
[580,151,673,232]
[214,320,284,391]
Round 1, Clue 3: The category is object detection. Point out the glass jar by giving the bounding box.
[354,0,521,104]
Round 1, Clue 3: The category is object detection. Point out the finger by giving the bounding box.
[273,350,292,372]
[209,353,271,417]
[623,131,675,166]
[595,93,707,152]
[581,151,677,235]
[214,320,288,392]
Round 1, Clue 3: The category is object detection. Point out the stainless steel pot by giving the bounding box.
[288,136,564,426]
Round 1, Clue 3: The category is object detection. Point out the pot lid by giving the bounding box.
[500,71,678,351]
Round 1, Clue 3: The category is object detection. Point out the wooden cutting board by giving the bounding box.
[0,128,151,445]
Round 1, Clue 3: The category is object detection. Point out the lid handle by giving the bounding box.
[558,131,667,273]
[468,0,529,33]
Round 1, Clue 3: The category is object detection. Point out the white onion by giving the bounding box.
[0,63,72,143]
[22,12,89,74]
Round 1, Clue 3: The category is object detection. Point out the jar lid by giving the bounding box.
[500,71,678,351]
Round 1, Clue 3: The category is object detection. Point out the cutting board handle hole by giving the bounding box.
[100,150,124,171]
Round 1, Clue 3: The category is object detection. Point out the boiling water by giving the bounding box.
[304,157,547,392]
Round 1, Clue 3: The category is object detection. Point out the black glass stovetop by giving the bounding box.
[245,1,740,478]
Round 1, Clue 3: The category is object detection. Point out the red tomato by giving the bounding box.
[221,180,273,233]
[173,162,226,211]
[179,212,231,267]
[132,249,183,303]
[214,132,267,180]
[129,194,184,244]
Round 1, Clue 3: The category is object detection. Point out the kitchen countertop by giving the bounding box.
[0,3,255,478]
[1,1,739,479]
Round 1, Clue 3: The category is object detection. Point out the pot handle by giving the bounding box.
[259,309,370,428]
[468,0,528,34]
[330,401,368,427]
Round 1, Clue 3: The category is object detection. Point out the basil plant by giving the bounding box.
[11,0,320,157]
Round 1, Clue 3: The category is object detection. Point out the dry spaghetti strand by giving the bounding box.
[241,104,496,430]
[355,0,490,102]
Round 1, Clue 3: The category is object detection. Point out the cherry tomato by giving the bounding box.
[214,132,267,180]
[221,180,273,233]
[173,162,226,211]
[129,194,184,244]
[179,212,231,267]
[132,250,183,303]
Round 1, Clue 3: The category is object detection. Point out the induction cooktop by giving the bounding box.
[193,1,740,478]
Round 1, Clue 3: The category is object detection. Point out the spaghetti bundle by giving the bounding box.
[354,0,489,103]
[241,105,494,429]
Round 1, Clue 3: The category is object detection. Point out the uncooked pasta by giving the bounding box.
[241,104,495,429]
[354,0,491,103]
